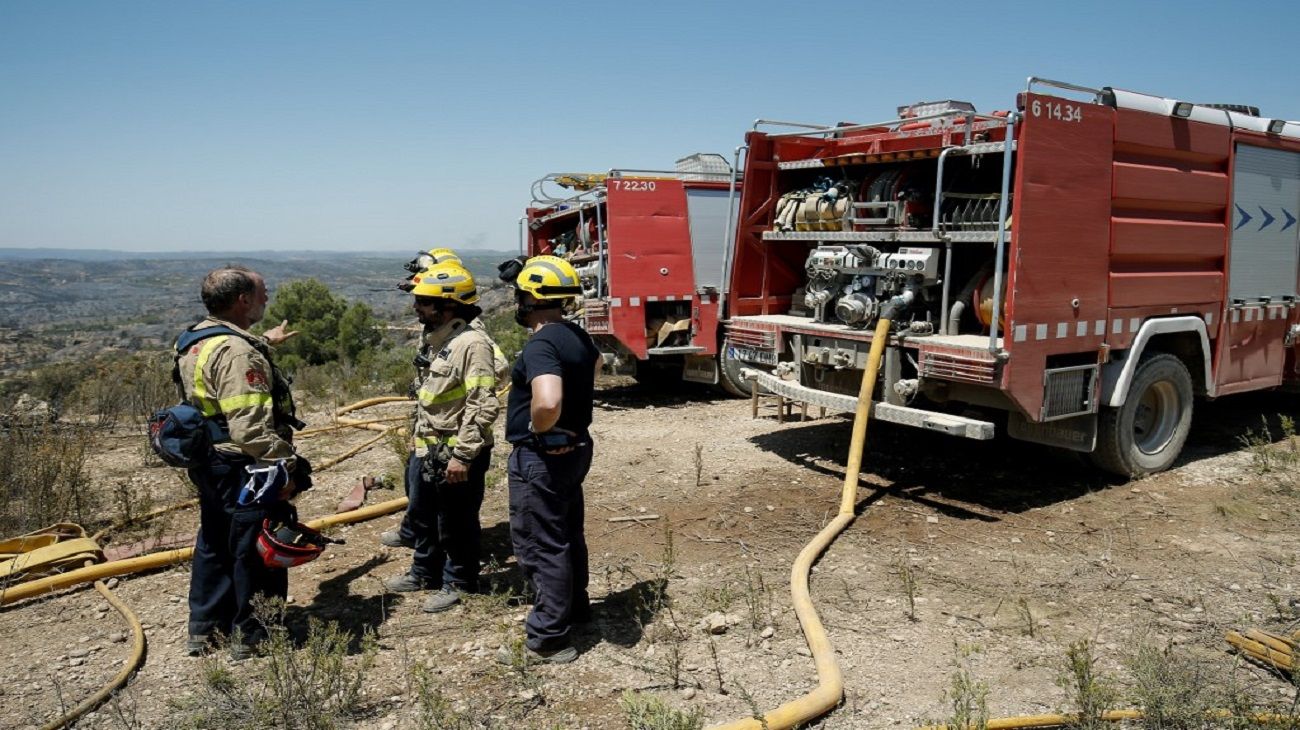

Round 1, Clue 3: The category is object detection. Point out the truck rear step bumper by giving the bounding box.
[742,368,995,440]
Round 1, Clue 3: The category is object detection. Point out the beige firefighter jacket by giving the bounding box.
[470,317,511,383]
[412,318,500,463]
[176,317,299,469]
[409,317,508,397]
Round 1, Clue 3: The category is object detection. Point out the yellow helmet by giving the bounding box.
[412,247,462,272]
[427,247,461,265]
[410,261,479,304]
[515,255,582,300]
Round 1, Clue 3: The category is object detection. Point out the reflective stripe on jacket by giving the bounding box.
[176,317,298,469]
[412,318,500,463]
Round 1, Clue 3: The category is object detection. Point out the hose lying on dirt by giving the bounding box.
[710,316,893,730]
[297,415,409,439]
[1227,628,1298,673]
[91,499,199,543]
[313,426,403,473]
[0,496,408,607]
[37,561,147,730]
[335,396,412,416]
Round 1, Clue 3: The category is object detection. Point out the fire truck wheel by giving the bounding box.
[718,347,757,397]
[1091,353,1194,478]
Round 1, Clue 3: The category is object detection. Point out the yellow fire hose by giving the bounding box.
[35,561,147,730]
[0,496,409,607]
[335,396,412,415]
[313,426,403,473]
[297,415,409,438]
[711,316,893,730]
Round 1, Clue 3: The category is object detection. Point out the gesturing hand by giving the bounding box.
[263,319,300,346]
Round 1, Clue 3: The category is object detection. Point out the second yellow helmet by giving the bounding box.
[410,261,479,304]
[515,255,582,300]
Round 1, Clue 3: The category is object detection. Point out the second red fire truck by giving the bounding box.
[523,154,753,394]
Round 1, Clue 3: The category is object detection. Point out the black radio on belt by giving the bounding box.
[531,431,588,450]
[413,352,432,369]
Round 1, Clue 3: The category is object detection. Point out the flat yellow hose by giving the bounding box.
[0,497,409,607]
[37,568,147,730]
[711,317,892,730]
[335,396,412,415]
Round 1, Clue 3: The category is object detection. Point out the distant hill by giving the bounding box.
[0,250,518,377]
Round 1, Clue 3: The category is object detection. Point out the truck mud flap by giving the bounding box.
[1007,410,1096,452]
[742,368,995,440]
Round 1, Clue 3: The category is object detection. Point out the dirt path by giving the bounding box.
[2,388,1299,728]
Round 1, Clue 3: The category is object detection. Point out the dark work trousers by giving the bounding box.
[507,442,593,651]
[187,452,288,642]
[396,451,422,544]
[407,448,491,590]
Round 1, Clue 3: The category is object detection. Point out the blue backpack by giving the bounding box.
[147,326,243,468]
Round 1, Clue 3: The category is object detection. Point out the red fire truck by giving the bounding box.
[523,155,753,394]
[724,77,1300,476]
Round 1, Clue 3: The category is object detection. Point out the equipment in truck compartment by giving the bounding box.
[725,80,1300,476]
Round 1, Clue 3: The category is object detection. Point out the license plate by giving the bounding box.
[729,345,777,366]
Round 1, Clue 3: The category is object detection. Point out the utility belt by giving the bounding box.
[524,430,590,452]
[416,434,458,482]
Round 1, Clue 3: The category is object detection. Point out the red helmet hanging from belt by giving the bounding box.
[255,519,339,569]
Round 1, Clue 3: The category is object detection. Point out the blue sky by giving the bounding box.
[2,0,1297,253]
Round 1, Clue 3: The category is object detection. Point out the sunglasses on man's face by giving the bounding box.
[415,296,458,311]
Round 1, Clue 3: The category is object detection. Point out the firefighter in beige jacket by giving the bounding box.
[386,249,510,553]
[178,266,305,660]
[383,261,500,613]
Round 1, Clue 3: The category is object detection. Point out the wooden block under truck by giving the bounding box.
[523,154,754,395]
[723,77,1300,476]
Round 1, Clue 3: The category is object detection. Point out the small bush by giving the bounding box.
[619,690,704,730]
[1240,415,1299,488]
[174,616,377,730]
[10,351,174,425]
[292,341,418,408]
[1126,644,1246,730]
[944,645,989,730]
[1057,640,1119,730]
[411,665,491,729]
[0,422,94,536]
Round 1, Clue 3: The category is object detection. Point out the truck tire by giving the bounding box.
[717,345,757,397]
[1090,353,1194,478]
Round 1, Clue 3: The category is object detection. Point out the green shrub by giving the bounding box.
[0,422,94,536]
[619,690,704,730]
[259,278,382,369]
[174,616,377,730]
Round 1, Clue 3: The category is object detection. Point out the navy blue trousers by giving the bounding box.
[187,452,288,641]
[507,443,592,651]
[407,448,490,590]
[397,451,422,543]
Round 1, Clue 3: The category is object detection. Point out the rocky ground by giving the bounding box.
[2,383,1300,729]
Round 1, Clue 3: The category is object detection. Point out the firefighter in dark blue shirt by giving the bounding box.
[495,255,600,665]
